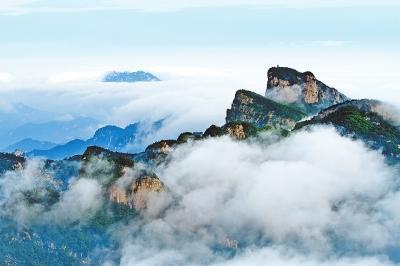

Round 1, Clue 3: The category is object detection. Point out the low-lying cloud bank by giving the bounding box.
[110,127,400,265]
[1,126,400,265]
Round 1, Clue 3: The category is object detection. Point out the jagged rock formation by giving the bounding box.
[134,140,178,165]
[295,99,400,162]
[108,175,164,210]
[266,67,348,113]
[203,122,258,140]
[226,90,306,130]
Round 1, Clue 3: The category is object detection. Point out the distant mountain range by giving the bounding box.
[0,103,100,149]
[103,71,160,83]
[0,103,55,132]
[0,116,99,149]
[3,66,400,166]
[1,65,400,220]
[4,138,57,153]
[28,120,164,160]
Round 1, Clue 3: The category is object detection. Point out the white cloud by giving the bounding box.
[0,73,12,83]
[2,127,400,265]
[46,178,103,223]
[108,127,400,265]
[46,70,104,84]
[0,0,400,14]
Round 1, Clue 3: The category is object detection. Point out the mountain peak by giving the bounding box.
[226,89,306,130]
[103,71,160,83]
[266,66,348,113]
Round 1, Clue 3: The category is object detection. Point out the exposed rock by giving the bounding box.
[131,176,164,210]
[203,125,226,138]
[107,175,164,211]
[203,122,258,140]
[144,140,177,164]
[266,67,348,113]
[108,183,129,206]
[226,90,306,130]
[226,124,246,140]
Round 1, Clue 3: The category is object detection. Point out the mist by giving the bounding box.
[1,125,400,265]
[99,126,400,265]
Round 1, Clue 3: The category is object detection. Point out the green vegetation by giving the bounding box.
[296,105,400,161]
[226,90,307,129]
[80,146,134,185]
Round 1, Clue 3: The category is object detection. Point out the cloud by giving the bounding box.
[46,177,103,223]
[104,126,400,265]
[2,126,400,265]
[0,73,12,83]
[1,0,400,14]
[46,70,104,84]
[0,159,58,224]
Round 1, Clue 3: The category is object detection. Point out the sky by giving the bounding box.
[0,0,399,138]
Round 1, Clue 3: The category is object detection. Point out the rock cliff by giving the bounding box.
[226,90,306,130]
[266,67,348,113]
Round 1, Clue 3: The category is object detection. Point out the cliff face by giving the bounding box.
[266,67,348,113]
[226,90,306,130]
[108,175,164,211]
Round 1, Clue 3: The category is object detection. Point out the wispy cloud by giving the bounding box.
[1,0,400,14]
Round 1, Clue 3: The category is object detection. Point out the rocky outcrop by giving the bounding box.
[140,140,178,164]
[266,67,348,113]
[226,90,306,130]
[108,175,164,211]
[80,146,134,185]
[177,132,202,144]
[131,176,164,210]
[295,99,400,163]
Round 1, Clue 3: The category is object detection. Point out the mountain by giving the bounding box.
[0,152,25,174]
[29,120,164,160]
[265,66,348,114]
[226,89,307,130]
[295,99,400,162]
[103,71,160,83]
[0,116,99,149]
[0,103,55,133]
[4,138,57,153]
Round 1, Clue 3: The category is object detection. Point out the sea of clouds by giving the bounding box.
[1,126,400,265]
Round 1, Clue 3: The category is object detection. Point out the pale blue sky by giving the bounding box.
[0,1,399,138]
[0,4,399,57]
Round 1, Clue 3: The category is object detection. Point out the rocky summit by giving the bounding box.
[226,89,306,130]
[266,66,348,113]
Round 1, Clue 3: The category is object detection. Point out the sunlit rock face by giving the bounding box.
[226,123,246,140]
[130,176,164,210]
[143,140,178,164]
[107,175,164,210]
[226,90,306,130]
[266,66,348,114]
